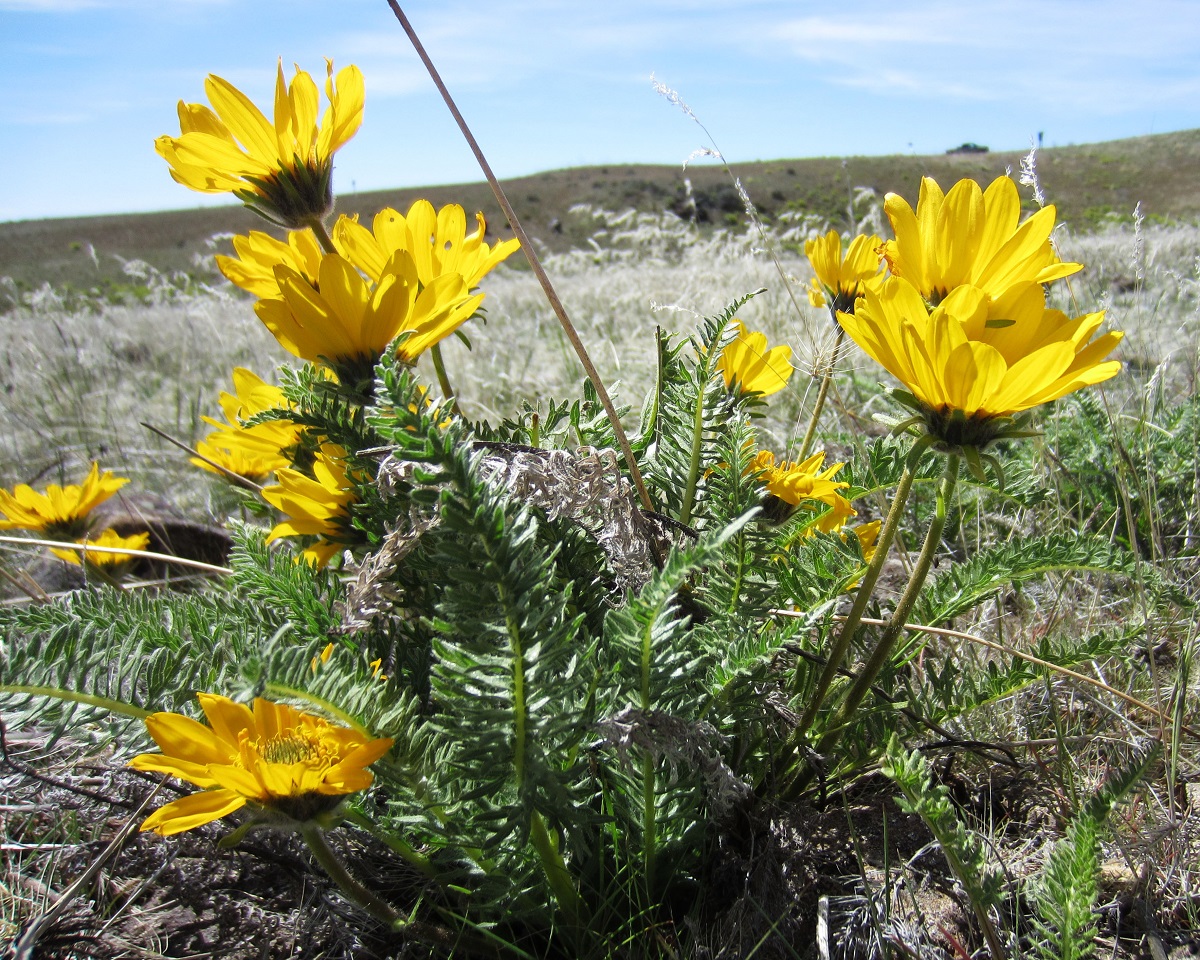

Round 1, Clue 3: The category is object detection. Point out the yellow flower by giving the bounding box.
[156,60,364,228]
[193,368,300,482]
[878,175,1081,308]
[216,228,323,298]
[716,321,794,397]
[838,276,1123,448]
[128,693,393,836]
[190,439,283,486]
[751,450,852,525]
[805,230,884,313]
[842,519,882,590]
[334,201,521,289]
[852,520,881,564]
[253,249,483,381]
[262,445,359,567]
[50,528,150,567]
[0,463,128,540]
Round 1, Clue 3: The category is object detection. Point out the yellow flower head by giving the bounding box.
[878,175,1081,308]
[190,439,283,486]
[156,59,364,228]
[805,230,884,314]
[253,249,483,385]
[0,463,128,540]
[716,321,794,397]
[128,693,393,836]
[216,227,323,298]
[334,200,521,289]
[751,450,852,525]
[50,528,150,568]
[193,368,300,483]
[852,520,882,564]
[262,444,360,567]
[838,276,1123,448]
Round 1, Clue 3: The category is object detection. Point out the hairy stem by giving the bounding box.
[429,343,463,417]
[640,611,657,895]
[822,454,960,748]
[796,325,845,462]
[300,825,401,926]
[794,442,926,738]
[305,217,338,255]
[678,369,710,529]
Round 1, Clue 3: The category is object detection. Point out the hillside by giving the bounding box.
[3,128,1199,294]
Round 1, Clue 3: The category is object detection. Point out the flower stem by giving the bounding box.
[300,824,401,926]
[678,367,710,529]
[429,344,463,417]
[341,810,437,878]
[828,453,959,733]
[796,325,845,462]
[787,453,959,798]
[306,218,338,255]
[301,826,464,949]
[793,440,927,738]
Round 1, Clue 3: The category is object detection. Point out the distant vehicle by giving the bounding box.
[946,142,989,154]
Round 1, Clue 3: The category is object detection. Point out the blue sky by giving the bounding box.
[4,0,1200,222]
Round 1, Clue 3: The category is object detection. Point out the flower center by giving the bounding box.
[259,732,325,766]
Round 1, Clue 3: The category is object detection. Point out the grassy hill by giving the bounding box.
[3,128,1199,295]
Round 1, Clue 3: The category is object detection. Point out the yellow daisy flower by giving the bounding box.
[716,321,794,397]
[193,368,300,482]
[878,175,1082,308]
[805,229,884,313]
[334,201,521,289]
[262,445,359,567]
[156,60,364,228]
[838,276,1123,448]
[216,228,323,298]
[0,463,128,540]
[751,450,852,525]
[49,528,150,567]
[190,439,283,486]
[128,693,392,836]
[253,249,483,382]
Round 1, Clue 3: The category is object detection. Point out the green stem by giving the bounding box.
[341,810,437,879]
[530,810,583,923]
[677,372,709,529]
[306,217,338,255]
[640,610,657,896]
[0,685,150,720]
[796,325,845,462]
[300,824,401,926]
[794,441,927,738]
[783,448,953,801]
[827,453,959,734]
[429,343,463,418]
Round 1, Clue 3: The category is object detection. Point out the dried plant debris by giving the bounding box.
[595,706,752,815]
[337,508,439,634]
[477,443,667,589]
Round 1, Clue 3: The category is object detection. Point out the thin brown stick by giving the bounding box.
[771,609,1196,741]
[384,1,653,515]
